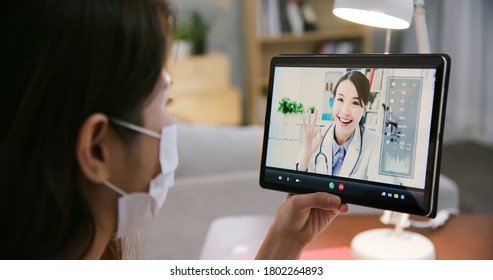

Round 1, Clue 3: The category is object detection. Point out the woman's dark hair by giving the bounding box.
[333,71,370,125]
[0,0,175,259]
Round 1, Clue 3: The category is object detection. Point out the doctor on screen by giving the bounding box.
[296,71,382,181]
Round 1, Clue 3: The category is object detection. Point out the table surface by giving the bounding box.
[305,214,493,260]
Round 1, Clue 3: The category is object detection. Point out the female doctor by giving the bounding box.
[297,71,381,180]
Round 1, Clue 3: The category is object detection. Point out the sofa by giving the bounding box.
[134,123,460,259]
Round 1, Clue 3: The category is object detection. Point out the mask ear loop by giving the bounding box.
[103,181,128,196]
[110,118,161,139]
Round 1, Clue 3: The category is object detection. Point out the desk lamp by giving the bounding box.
[333,0,430,53]
[333,0,435,259]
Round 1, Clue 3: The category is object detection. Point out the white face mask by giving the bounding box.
[103,118,178,239]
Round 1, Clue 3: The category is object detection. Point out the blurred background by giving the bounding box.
[166,0,492,214]
[133,0,493,259]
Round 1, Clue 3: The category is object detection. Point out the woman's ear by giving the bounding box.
[75,113,112,184]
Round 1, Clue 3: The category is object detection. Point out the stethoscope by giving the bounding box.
[314,122,364,176]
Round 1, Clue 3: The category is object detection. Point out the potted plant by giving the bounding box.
[173,24,193,58]
[175,11,209,56]
[278,98,313,114]
[278,97,304,114]
[189,11,208,55]
[278,97,314,127]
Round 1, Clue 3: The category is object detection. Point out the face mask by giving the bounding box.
[103,118,178,239]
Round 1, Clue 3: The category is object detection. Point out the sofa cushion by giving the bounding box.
[176,123,263,178]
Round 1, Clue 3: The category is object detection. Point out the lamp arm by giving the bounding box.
[380,210,411,236]
[414,0,431,53]
[384,29,392,54]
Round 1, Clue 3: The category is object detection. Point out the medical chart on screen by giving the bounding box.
[379,77,422,178]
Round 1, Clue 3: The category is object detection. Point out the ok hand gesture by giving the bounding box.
[296,110,323,172]
[302,110,323,154]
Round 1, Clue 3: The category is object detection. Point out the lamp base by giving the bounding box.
[350,228,435,260]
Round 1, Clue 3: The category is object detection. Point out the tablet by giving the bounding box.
[259,54,450,218]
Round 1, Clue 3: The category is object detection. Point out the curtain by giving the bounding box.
[401,0,493,146]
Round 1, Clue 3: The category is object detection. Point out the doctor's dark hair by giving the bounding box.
[333,71,371,125]
[0,0,175,259]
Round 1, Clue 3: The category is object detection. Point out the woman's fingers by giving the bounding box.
[290,192,344,213]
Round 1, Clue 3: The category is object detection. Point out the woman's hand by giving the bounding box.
[255,192,348,260]
[297,110,323,171]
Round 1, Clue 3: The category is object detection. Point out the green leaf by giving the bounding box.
[278,98,304,114]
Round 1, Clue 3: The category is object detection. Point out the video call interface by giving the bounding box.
[264,66,437,195]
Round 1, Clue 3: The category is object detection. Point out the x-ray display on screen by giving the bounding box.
[380,77,422,178]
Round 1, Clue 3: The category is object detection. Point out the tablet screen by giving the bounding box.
[259,54,450,217]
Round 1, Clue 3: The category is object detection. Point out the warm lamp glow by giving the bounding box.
[333,8,410,29]
[333,0,413,30]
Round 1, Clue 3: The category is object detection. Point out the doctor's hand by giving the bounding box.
[303,110,323,154]
[297,110,323,171]
[255,192,348,260]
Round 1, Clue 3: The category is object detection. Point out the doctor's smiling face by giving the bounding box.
[332,71,370,145]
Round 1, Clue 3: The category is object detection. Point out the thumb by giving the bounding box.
[290,192,345,213]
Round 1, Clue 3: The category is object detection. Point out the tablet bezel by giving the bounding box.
[259,54,450,218]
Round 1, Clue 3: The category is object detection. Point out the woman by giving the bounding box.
[297,71,381,180]
[0,0,347,259]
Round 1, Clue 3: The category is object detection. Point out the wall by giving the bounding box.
[482,0,493,146]
[400,0,493,146]
[170,0,247,121]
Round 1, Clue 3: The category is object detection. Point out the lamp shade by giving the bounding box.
[333,0,414,29]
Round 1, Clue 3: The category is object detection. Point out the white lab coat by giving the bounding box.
[307,123,382,181]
